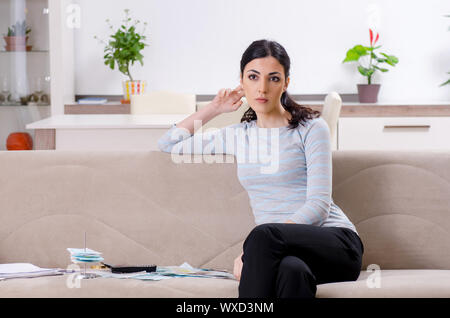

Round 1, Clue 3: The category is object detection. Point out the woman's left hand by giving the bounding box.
[233,252,244,281]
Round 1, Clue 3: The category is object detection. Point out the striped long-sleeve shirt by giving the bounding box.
[157,117,357,234]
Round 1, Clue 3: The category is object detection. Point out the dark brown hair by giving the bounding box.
[240,39,320,129]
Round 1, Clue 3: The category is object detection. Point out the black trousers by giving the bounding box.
[238,223,364,298]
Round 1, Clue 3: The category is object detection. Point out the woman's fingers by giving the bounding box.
[233,85,244,99]
[217,86,245,112]
[233,259,241,280]
[232,85,243,95]
[232,99,243,110]
[233,253,243,280]
[219,85,243,94]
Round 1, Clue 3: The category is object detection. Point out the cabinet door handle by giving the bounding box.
[383,125,431,129]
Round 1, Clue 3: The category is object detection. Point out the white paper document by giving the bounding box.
[0,263,63,280]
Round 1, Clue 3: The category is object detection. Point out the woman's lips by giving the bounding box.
[256,98,268,103]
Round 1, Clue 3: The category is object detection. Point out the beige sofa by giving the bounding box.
[0,150,449,298]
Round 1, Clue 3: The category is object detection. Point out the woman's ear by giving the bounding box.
[284,77,290,92]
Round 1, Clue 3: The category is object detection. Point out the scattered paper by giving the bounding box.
[0,263,63,280]
[153,262,236,280]
[94,262,235,281]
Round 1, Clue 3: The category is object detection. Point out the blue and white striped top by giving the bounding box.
[157,117,357,234]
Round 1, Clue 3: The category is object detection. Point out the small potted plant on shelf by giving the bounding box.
[95,9,148,104]
[342,29,399,103]
[3,20,32,51]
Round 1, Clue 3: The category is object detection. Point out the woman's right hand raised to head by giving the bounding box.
[173,84,245,135]
[211,85,245,115]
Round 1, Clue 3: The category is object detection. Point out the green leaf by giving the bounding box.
[373,65,389,72]
[380,53,399,66]
[358,66,370,76]
[354,45,367,56]
[440,79,450,86]
[343,49,360,63]
[389,55,399,64]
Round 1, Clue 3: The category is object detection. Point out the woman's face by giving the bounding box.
[240,56,289,114]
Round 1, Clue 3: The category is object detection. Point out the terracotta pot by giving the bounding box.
[357,84,381,103]
[3,36,31,51]
[6,132,33,150]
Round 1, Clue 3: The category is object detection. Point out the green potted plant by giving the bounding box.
[343,29,399,103]
[3,20,31,51]
[95,9,148,103]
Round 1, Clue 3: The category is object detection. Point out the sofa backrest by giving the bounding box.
[0,151,255,273]
[332,150,450,270]
[0,150,449,272]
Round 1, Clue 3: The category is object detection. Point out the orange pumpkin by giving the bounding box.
[6,132,33,150]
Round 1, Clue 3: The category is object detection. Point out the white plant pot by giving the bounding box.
[122,80,146,101]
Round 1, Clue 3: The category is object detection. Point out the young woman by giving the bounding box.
[158,39,364,298]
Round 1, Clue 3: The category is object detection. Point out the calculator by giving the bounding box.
[102,263,157,274]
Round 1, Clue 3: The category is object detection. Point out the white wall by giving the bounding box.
[73,0,450,102]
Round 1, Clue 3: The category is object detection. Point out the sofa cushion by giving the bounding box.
[316,270,450,298]
[2,270,450,298]
[0,275,239,298]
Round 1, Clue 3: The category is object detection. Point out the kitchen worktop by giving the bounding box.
[26,114,191,129]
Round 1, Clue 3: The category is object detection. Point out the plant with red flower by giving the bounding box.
[343,29,399,84]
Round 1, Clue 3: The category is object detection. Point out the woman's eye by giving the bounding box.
[248,74,280,82]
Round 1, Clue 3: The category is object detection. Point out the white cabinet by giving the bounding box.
[26,114,191,151]
[0,0,73,150]
[338,117,450,150]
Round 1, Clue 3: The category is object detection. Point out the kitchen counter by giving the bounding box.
[26,114,190,129]
[26,114,191,150]
[302,101,450,117]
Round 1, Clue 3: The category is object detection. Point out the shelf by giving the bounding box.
[0,104,50,107]
[65,103,130,114]
[0,50,49,54]
[306,104,450,117]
